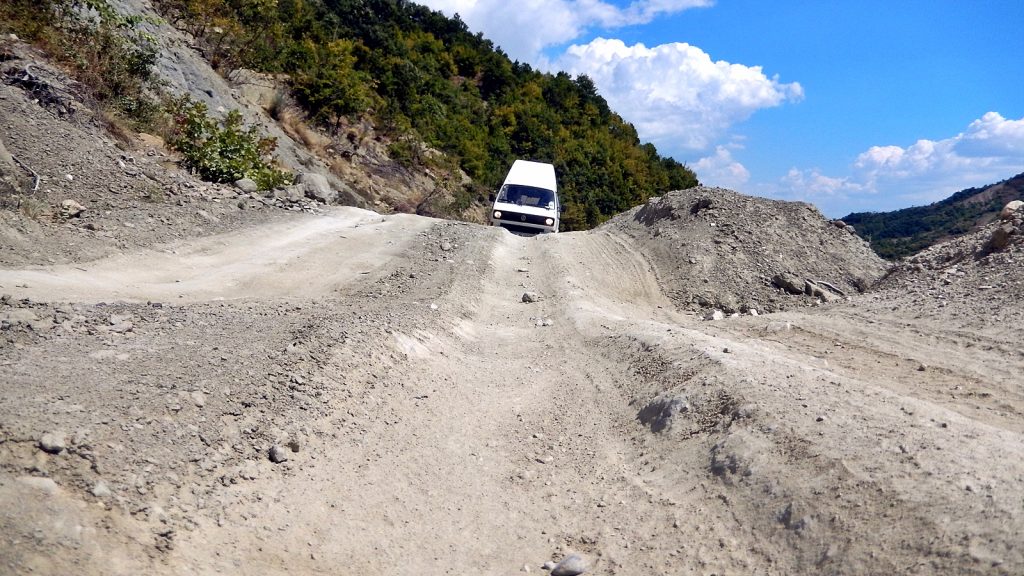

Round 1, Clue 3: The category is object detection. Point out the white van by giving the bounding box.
[489,160,559,234]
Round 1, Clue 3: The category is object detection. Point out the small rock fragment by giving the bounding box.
[39,431,67,454]
[522,292,539,303]
[764,321,792,333]
[60,199,86,218]
[197,209,220,223]
[18,476,59,495]
[92,481,112,498]
[551,554,588,576]
[704,309,725,321]
[269,445,289,463]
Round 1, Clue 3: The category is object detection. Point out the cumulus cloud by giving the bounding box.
[775,112,1024,215]
[557,38,803,150]
[852,112,1024,195]
[418,1,801,157]
[780,168,863,198]
[419,0,712,63]
[956,112,1024,157]
[693,146,750,189]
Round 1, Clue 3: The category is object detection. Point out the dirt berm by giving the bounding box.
[603,187,887,314]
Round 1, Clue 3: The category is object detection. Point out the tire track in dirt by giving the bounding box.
[0,208,432,303]
[4,215,1022,575]
[159,229,644,573]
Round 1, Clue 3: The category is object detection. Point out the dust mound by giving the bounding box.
[874,200,1024,321]
[603,187,889,313]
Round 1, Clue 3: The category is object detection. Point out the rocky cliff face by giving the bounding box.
[109,0,469,215]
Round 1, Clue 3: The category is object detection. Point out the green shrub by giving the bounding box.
[166,95,291,189]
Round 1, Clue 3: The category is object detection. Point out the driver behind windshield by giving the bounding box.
[500,185,553,208]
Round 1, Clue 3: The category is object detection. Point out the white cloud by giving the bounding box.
[694,146,750,189]
[779,168,863,201]
[953,111,1024,157]
[852,112,1024,196]
[419,0,712,63]
[557,38,803,150]
[773,112,1024,215]
[418,1,801,158]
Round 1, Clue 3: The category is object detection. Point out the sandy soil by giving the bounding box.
[2,205,1022,576]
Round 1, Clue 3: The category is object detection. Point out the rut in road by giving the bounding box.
[174,229,700,574]
[4,213,1021,575]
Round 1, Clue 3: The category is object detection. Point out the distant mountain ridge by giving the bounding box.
[840,172,1024,260]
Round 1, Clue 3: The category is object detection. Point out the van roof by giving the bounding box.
[502,160,557,191]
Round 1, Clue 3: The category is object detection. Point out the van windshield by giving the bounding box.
[497,184,556,209]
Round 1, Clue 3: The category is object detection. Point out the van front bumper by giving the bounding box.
[490,210,557,233]
[492,220,556,234]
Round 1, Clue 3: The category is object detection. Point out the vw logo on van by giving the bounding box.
[520,215,527,221]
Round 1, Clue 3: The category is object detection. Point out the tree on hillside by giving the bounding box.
[148,0,699,227]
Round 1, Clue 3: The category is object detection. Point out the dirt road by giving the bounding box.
[2,208,1021,575]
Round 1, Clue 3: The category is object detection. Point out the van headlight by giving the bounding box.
[493,210,502,219]
[545,218,554,226]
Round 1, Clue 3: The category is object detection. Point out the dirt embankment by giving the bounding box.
[2,191,1023,575]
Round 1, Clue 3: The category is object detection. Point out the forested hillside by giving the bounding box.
[841,172,1024,259]
[150,0,699,229]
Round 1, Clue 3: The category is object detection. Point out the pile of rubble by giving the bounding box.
[603,187,889,315]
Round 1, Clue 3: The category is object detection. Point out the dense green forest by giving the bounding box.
[841,172,1024,260]
[148,0,699,229]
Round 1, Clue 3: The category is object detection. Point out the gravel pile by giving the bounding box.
[871,200,1024,325]
[603,186,889,314]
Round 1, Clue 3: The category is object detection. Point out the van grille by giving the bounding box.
[499,211,550,226]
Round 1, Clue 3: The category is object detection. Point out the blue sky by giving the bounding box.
[418,0,1024,217]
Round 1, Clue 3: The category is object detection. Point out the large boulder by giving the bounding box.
[274,184,305,203]
[1000,200,1023,221]
[772,273,805,295]
[234,177,259,193]
[985,222,1017,253]
[295,172,336,204]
